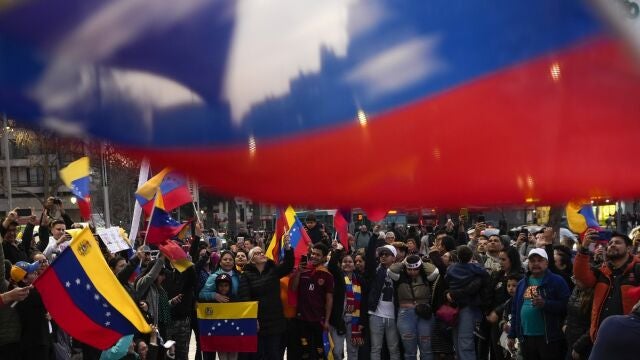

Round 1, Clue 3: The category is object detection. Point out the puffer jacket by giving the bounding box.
[237,249,294,335]
[574,251,640,340]
[445,262,488,308]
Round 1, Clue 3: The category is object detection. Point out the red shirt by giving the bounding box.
[297,267,334,322]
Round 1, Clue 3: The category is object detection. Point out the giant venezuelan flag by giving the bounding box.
[2,1,640,209]
[197,301,258,353]
[34,228,151,350]
[59,157,91,220]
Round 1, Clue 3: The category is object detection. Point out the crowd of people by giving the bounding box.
[3,203,640,360]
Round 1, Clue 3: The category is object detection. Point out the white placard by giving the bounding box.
[97,227,131,254]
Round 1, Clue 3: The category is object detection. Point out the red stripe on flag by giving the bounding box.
[334,211,349,252]
[200,335,257,353]
[125,39,640,210]
[161,186,192,212]
[34,268,123,350]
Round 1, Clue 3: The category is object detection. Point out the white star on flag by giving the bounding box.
[105,321,110,327]
[94,294,100,300]
[86,284,91,290]
[65,281,71,287]
[105,312,111,317]
[75,278,81,285]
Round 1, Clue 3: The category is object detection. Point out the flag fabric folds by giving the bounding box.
[323,331,335,360]
[266,207,297,263]
[289,215,313,267]
[33,228,151,350]
[566,202,600,234]
[135,168,192,215]
[197,301,258,353]
[146,207,188,245]
[334,209,350,252]
[59,157,92,220]
[159,240,193,272]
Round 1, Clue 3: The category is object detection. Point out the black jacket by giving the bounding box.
[238,248,294,335]
[2,223,36,264]
[565,286,593,357]
[327,249,368,335]
[163,265,197,320]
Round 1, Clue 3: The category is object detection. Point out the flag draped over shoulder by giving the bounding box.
[33,228,151,350]
[566,202,600,234]
[135,168,192,215]
[59,157,91,220]
[197,301,258,353]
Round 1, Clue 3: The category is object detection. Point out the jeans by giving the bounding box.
[452,306,480,360]
[330,314,359,360]
[369,314,400,360]
[396,308,433,360]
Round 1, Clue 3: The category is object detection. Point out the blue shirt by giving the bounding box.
[520,277,545,336]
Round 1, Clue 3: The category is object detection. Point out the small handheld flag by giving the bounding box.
[59,157,91,220]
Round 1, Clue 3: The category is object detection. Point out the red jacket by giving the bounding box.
[574,252,640,340]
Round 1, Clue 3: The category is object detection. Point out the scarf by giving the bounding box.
[344,274,363,345]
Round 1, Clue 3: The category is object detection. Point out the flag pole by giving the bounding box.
[130,158,150,248]
[192,202,202,225]
[142,195,158,246]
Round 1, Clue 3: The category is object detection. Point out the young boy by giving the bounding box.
[499,274,522,359]
[214,274,237,360]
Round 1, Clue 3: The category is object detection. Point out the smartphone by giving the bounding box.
[597,230,613,242]
[16,208,31,217]
[459,208,469,218]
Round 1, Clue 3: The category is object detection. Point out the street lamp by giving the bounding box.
[70,196,77,205]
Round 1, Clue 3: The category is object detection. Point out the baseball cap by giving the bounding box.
[11,261,40,282]
[376,244,397,258]
[528,248,548,261]
[216,273,232,285]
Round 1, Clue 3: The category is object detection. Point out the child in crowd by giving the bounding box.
[499,274,522,360]
[214,274,237,360]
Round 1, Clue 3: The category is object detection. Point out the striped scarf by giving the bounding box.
[344,274,363,343]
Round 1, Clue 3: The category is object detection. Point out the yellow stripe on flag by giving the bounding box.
[135,168,172,201]
[59,157,90,187]
[196,301,258,320]
[266,206,297,261]
[566,202,587,233]
[69,228,151,334]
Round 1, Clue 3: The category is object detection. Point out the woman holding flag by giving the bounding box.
[327,240,368,360]
[238,234,294,360]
